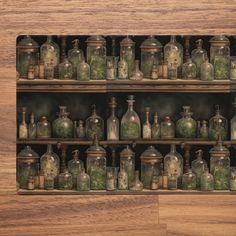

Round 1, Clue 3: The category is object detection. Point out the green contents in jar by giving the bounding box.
[86,126,104,140]
[161,126,174,138]
[18,170,30,188]
[213,167,230,190]
[176,119,197,138]
[212,57,230,80]
[59,179,73,190]
[18,62,29,77]
[201,180,214,191]
[52,120,73,138]
[60,70,73,80]
[141,169,154,188]
[77,180,90,191]
[124,159,134,186]
[118,173,128,190]
[121,122,140,139]
[193,167,204,188]
[89,57,106,80]
[209,127,227,141]
[89,166,106,190]
[124,54,135,76]
[37,128,51,138]
[182,67,197,79]
[182,181,196,190]
[142,62,154,77]
[201,70,213,81]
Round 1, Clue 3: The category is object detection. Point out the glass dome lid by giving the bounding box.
[86,35,106,45]
[17,35,39,49]
[140,146,163,161]
[120,145,134,158]
[209,35,230,46]
[120,36,135,46]
[140,35,162,50]
[209,136,230,157]
[17,146,40,162]
[86,135,106,157]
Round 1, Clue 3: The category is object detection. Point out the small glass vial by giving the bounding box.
[182,58,197,80]
[151,175,159,190]
[162,170,168,189]
[44,59,54,80]
[168,173,177,190]
[199,120,209,139]
[106,56,116,80]
[143,107,151,139]
[76,120,86,139]
[162,60,168,79]
[182,169,197,190]
[59,169,73,190]
[151,112,160,139]
[73,121,77,138]
[118,161,129,190]
[19,107,28,139]
[37,116,51,138]
[168,63,178,80]
[39,60,45,79]
[28,112,36,139]
[44,172,54,190]
[130,170,143,191]
[77,59,90,81]
[77,167,90,191]
[27,172,35,190]
[106,167,117,191]
[151,63,159,80]
[130,60,143,81]
[118,52,128,80]
[27,63,35,80]
[39,170,45,189]
[160,116,175,139]
[59,58,73,80]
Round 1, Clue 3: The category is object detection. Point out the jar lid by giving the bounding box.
[86,135,106,157]
[209,35,230,46]
[17,35,39,49]
[17,146,40,162]
[120,145,134,158]
[209,136,230,157]
[86,35,106,45]
[140,36,162,50]
[140,146,163,162]
[120,36,135,46]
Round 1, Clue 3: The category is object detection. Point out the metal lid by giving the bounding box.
[140,36,162,50]
[140,146,163,162]
[86,135,106,157]
[17,146,40,163]
[209,35,230,46]
[120,36,135,46]
[120,145,134,158]
[17,35,39,49]
[86,35,106,46]
[209,136,230,157]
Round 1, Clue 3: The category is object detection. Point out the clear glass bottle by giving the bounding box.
[77,59,90,81]
[164,36,183,76]
[106,167,117,191]
[231,98,236,140]
[121,95,141,140]
[151,112,160,139]
[86,104,104,140]
[143,107,151,139]
[44,172,54,190]
[86,35,106,80]
[40,144,60,188]
[176,106,197,138]
[168,172,178,190]
[19,107,28,139]
[168,63,178,80]
[118,52,128,80]
[209,35,230,80]
[106,56,116,80]
[59,58,73,80]
[68,150,84,189]
[182,169,197,190]
[107,97,119,141]
[160,116,175,139]
[200,165,214,191]
[182,58,197,79]
[140,35,163,78]
[36,116,51,138]
[209,105,228,141]
[118,161,129,190]
[59,169,73,190]
[151,175,159,190]
[77,167,90,191]
[130,60,143,80]
[162,170,168,189]
[44,59,54,79]
[27,62,35,80]
[76,120,86,139]
[28,112,36,139]
[162,60,168,79]
[52,106,73,138]
[27,172,35,190]
[130,170,143,191]
[230,167,236,191]
[199,120,209,139]
[200,57,214,81]
[151,63,159,80]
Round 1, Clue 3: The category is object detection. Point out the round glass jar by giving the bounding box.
[37,116,51,138]
[160,116,175,139]
[77,59,90,81]
[77,167,90,191]
[59,58,73,80]
[58,169,73,190]
[200,57,214,81]
[200,166,214,191]
[182,169,197,190]
[182,58,197,80]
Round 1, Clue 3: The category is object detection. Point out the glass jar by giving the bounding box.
[76,120,86,139]
[199,120,209,139]
[120,36,135,77]
[209,105,228,141]
[17,35,39,78]
[200,166,214,191]
[106,56,116,80]
[86,136,106,190]
[52,106,73,138]
[19,107,28,139]
[59,58,73,80]
[130,170,143,191]
[182,58,197,79]
[160,116,175,139]
[77,167,90,191]
[140,35,163,78]
[106,167,117,191]
[151,63,159,80]
[151,112,160,139]
[230,167,236,191]
[140,146,163,189]
[143,107,151,139]
[121,95,141,140]
[130,60,143,80]
[86,104,104,140]
[200,57,214,81]
[209,35,230,80]
[28,112,36,139]
[77,59,90,80]
[168,63,178,80]
[37,116,51,138]
[86,35,106,80]
[230,57,236,80]
[151,175,159,190]
[120,145,135,187]
[118,53,128,80]
[58,169,73,190]
[44,172,54,190]
[231,98,236,140]
[182,169,197,190]
[44,59,54,80]
[168,173,178,190]
[176,106,197,138]
[118,161,129,190]
[17,146,40,189]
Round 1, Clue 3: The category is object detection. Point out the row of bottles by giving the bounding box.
[17,35,235,81]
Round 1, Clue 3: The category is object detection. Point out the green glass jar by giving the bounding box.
[160,116,175,139]
[200,166,214,191]
[37,116,51,138]
[200,57,214,81]
[59,58,73,80]
[59,169,73,190]
[182,58,197,79]
[77,167,90,191]
[77,59,90,81]
[182,169,197,190]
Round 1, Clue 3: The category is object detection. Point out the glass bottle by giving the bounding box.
[209,105,228,141]
[231,98,236,140]
[68,150,84,189]
[168,63,178,80]
[162,60,168,79]
[230,167,236,191]
[44,172,54,190]
[59,169,73,190]
[182,58,197,79]
[27,171,35,190]
[191,150,207,189]
[76,120,86,139]
[199,120,209,139]
[27,62,35,80]
[164,36,183,76]
[151,63,159,80]
[182,169,197,190]
[39,170,45,189]
[200,165,214,191]
[191,39,207,77]
[121,95,141,140]
[200,57,214,81]
[120,36,135,77]
[230,56,236,80]
[107,97,119,141]
[140,35,163,78]
[106,56,116,80]
[39,60,45,79]
[77,59,90,81]
[52,106,73,138]
[151,175,159,190]
[59,58,73,80]
[130,60,143,80]
[40,144,60,188]
[73,121,77,138]
[160,116,175,139]
[151,112,160,139]
[68,39,84,79]
[168,172,178,190]
[130,170,143,191]
[36,116,51,138]
[118,161,129,190]
[28,112,36,139]
[164,144,183,187]
[19,107,28,139]
[118,52,128,80]
[143,107,151,139]
[176,106,197,138]
[162,170,168,189]
[44,59,54,80]
[86,35,106,80]
[86,104,104,140]
[106,167,117,191]
[77,167,90,191]
[209,35,230,80]
[17,35,39,78]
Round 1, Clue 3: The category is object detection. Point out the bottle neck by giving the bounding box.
[128,102,134,111]
[30,114,35,124]
[111,107,116,116]
[170,144,176,153]
[154,116,158,124]
[22,112,26,124]
[47,36,52,43]
[47,144,53,153]
[145,111,150,123]
[170,36,176,43]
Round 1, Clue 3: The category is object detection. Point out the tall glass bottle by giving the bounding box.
[118,51,128,80]
[121,95,141,140]
[151,112,160,139]
[77,59,90,81]
[19,107,28,139]
[107,97,119,140]
[28,112,36,139]
[118,161,129,190]
[182,58,197,79]
[143,107,151,139]
[77,167,90,191]
[231,98,236,140]
[59,58,73,80]
[106,56,116,80]
[130,60,143,80]
[200,165,214,191]
[200,57,214,81]
[130,170,143,191]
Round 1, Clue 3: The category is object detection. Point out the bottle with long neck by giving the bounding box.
[19,107,28,139]
[151,112,160,139]
[143,107,151,139]
[28,112,36,139]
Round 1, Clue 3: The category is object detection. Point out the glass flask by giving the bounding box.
[120,145,135,187]
[28,112,36,139]
[230,57,236,80]
[68,39,84,79]
[209,35,230,80]
[106,56,116,80]
[77,167,90,191]
[140,35,163,78]
[121,95,141,140]
[118,161,129,190]
[68,150,84,189]
[76,120,86,139]
[106,167,117,191]
[143,107,151,139]
[230,167,236,191]
[182,169,197,190]
[191,150,207,189]
[160,116,175,139]
[200,165,214,191]
[19,107,28,139]
[17,146,40,189]
[168,63,178,80]
[168,172,178,190]
[17,35,39,78]
[130,171,143,191]
[59,169,73,190]
[209,105,228,141]
[118,52,128,80]
[151,112,160,139]
[52,106,73,138]
[40,144,60,188]
[191,39,207,77]
[199,120,209,139]
[120,36,135,77]
[36,116,51,138]
[209,135,230,190]
[140,146,163,189]
[86,104,104,140]
[86,136,106,190]
[44,172,54,190]
[164,144,183,187]
[130,60,143,80]
[86,35,106,80]
[107,97,119,141]
[200,57,214,81]
[164,36,183,76]
[77,59,90,81]
[182,58,197,79]
[59,58,73,80]
[231,98,236,140]
[176,106,197,138]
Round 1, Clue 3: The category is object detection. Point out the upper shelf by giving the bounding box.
[17,79,236,93]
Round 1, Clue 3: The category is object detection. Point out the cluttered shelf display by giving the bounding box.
[16,35,236,194]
